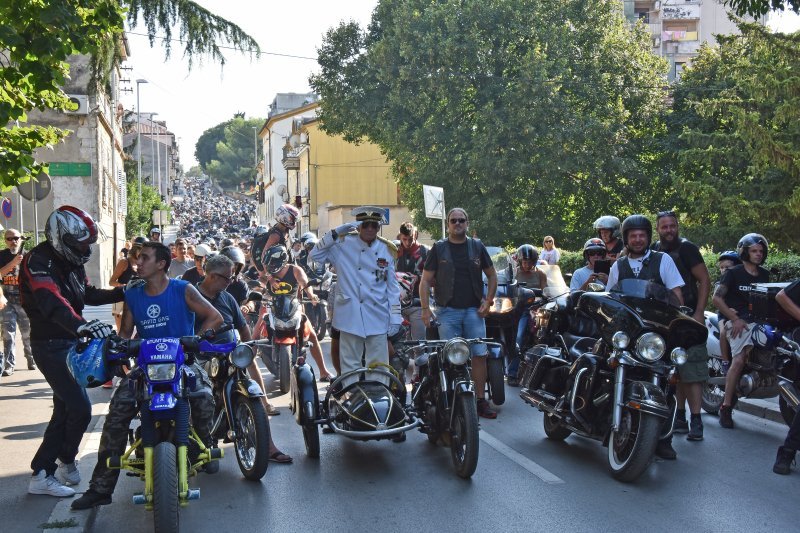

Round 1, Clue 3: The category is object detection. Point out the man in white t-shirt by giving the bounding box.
[606,215,684,462]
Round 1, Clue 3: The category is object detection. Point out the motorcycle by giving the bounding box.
[104,328,232,533]
[702,282,800,425]
[517,279,707,482]
[251,290,310,394]
[304,270,331,340]
[203,338,272,481]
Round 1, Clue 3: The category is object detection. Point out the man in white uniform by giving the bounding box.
[310,206,402,386]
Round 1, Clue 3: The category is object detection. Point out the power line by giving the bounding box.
[126,31,317,61]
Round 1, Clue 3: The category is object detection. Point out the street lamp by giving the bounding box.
[135,79,148,205]
[148,113,158,189]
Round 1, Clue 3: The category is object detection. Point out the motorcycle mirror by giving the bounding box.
[587,282,605,292]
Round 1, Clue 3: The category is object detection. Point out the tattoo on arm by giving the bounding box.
[714,284,728,299]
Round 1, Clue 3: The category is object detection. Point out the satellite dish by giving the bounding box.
[277,184,287,195]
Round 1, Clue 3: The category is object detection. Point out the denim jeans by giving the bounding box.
[30,338,91,476]
[436,307,487,356]
[2,298,33,370]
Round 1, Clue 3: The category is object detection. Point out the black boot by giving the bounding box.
[655,436,677,460]
[773,446,796,475]
[719,405,734,429]
[687,414,704,441]
[71,489,112,510]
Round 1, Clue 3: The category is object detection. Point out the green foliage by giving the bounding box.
[199,116,264,190]
[0,0,125,187]
[666,22,800,251]
[558,250,586,277]
[723,0,800,17]
[195,120,231,170]
[311,0,669,249]
[125,178,168,238]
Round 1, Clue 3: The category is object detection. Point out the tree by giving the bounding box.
[125,178,168,237]
[195,120,232,170]
[0,0,259,188]
[310,0,668,247]
[724,0,800,17]
[666,22,800,250]
[200,116,264,190]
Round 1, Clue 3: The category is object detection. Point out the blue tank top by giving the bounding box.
[125,279,195,339]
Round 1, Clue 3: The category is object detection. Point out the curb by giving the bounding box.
[40,409,107,533]
[735,398,786,425]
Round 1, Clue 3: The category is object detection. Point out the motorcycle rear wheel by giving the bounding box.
[702,357,725,415]
[487,357,506,406]
[152,442,179,533]
[542,412,571,441]
[779,396,797,427]
[278,344,291,394]
[303,401,320,458]
[450,394,479,479]
[234,397,270,481]
[607,408,660,483]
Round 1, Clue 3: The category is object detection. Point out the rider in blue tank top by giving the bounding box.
[125,278,195,338]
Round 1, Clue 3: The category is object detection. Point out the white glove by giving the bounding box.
[124,278,146,291]
[77,319,114,339]
[334,222,358,237]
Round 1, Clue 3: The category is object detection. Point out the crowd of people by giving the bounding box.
[8,194,799,506]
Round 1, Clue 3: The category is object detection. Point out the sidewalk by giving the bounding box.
[737,397,786,424]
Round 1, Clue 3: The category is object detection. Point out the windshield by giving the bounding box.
[538,265,569,298]
[486,246,513,284]
[610,279,682,308]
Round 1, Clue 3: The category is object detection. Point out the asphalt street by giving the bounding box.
[3,338,799,533]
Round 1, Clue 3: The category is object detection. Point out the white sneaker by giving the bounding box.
[56,460,81,486]
[28,470,76,497]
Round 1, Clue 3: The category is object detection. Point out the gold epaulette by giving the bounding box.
[377,236,398,258]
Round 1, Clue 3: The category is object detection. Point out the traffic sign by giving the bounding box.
[1,198,11,219]
[48,162,92,177]
[18,174,52,202]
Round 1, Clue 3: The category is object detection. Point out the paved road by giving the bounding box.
[4,338,799,532]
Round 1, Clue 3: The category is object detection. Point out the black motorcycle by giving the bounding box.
[518,279,706,482]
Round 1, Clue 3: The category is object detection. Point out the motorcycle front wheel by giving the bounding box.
[702,357,725,415]
[234,397,270,481]
[487,357,506,405]
[152,442,179,533]
[607,408,660,482]
[278,344,291,394]
[450,394,479,479]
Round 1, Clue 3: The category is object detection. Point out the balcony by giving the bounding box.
[661,4,700,20]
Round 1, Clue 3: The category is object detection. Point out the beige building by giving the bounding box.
[623,0,745,80]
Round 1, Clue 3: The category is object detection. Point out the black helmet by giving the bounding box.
[582,238,607,261]
[593,216,621,239]
[220,238,235,249]
[516,244,539,264]
[621,215,652,248]
[132,236,148,245]
[718,250,741,265]
[220,246,246,275]
[264,245,289,275]
[736,233,768,263]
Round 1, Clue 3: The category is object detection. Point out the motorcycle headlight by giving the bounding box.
[490,297,513,313]
[229,345,255,369]
[147,363,176,382]
[670,347,688,365]
[612,331,630,349]
[635,332,666,362]
[443,338,471,366]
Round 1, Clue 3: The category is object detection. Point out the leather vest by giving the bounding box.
[615,251,665,287]
[433,238,484,307]
[653,238,698,309]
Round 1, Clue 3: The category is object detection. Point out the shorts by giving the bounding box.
[723,320,757,357]
[677,344,708,383]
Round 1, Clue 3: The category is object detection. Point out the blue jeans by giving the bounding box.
[436,307,487,356]
[2,298,33,370]
[506,311,531,378]
[30,339,91,476]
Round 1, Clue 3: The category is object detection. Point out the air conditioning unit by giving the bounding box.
[653,36,661,47]
[64,94,89,115]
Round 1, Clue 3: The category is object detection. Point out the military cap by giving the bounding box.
[351,206,387,224]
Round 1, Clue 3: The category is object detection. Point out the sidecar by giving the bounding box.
[290,359,421,457]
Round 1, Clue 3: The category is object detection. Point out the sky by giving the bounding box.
[120,1,800,169]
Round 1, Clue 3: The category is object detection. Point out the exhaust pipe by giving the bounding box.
[778,379,800,408]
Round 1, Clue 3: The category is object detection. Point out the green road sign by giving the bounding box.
[48,162,92,177]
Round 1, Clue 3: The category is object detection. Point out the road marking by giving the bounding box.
[479,430,565,485]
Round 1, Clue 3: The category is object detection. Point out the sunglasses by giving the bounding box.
[544,240,553,244]
[212,272,236,283]
[361,221,380,229]
[5,237,20,241]
[449,218,467,224]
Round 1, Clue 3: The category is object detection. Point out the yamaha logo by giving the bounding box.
[155,342,168,352]
[147,305,161,319]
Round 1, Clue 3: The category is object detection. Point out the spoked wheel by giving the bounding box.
[450,394,479,479]
[702,357,725,415]
[302,401,320,458]
[779,396,797,427]
[607,408,660,482]
[234,397,270,481]
[487,357,506,406]
[278,344,291,394]
[152,442,179,533]
[542,412,571,441]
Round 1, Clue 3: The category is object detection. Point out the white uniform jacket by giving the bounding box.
[311,230,402,338]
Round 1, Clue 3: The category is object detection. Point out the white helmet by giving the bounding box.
[45,206,98,266]
[275,204,300,230]
[194,244,212,257]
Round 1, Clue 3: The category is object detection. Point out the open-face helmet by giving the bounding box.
[516,244,539,265]
[737,233,768,264]
[45,205,98,266]
[593,216,621,240]
[718,250,741,265]
[220,245,246,275]
[67,339,109,388]
[620,215,652,248]
[583,238,607,261]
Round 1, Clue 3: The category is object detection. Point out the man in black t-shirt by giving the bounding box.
[0,228,34,374]
[773,281,800,474]
[653,211,711,443]
[420,208,498,418]
[712,233,771,428]
[396,221,429,340]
